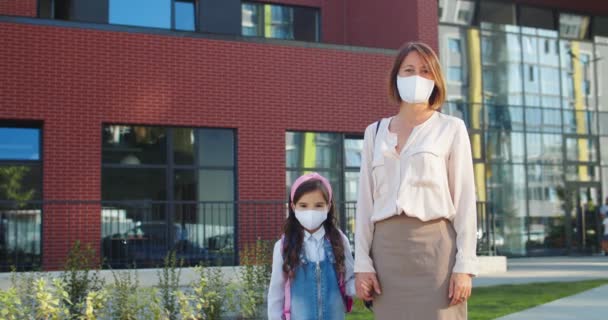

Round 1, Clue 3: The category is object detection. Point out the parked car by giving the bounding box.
[102,222,210,268]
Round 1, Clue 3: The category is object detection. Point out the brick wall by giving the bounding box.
[0,0,37,17]
[0,21,396,269]
[345,0,439,50]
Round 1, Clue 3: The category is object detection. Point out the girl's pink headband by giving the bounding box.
[290,172,333,203]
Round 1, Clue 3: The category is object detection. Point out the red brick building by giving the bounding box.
[1,0,608,270]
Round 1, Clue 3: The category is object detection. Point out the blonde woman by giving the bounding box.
[354,42,478,319]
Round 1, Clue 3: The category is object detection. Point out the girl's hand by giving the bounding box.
[355,272,381,301]
[448,272,472,306]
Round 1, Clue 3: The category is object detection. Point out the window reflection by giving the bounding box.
[438,0,476,26]
[487,164,527,255]
[109,0,171,29]
[241,2,319,42]
[560,13,590,39]
[439,9,606,256]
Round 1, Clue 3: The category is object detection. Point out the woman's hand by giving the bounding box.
[355,272,382,301]
[448,272,472,306]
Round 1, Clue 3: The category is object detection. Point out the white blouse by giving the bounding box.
[267,227,356,320]
[354,111,479,276]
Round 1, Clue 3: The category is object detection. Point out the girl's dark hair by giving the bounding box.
[282,179,345,279]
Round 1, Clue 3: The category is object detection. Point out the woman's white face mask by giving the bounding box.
[396,75,435,104]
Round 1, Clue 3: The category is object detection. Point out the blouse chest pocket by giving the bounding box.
[371,155,389,199]
[405,149,444,188]
[399,147,457,218]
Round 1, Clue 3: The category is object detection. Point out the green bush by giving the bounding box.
[1,242,275,320]
[157,251,183,320]
[60,240,105,318]
[238,239,272,319]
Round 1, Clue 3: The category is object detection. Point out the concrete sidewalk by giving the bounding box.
[494,284,608,320]
[472,256,608,319]
[474,256,608,287]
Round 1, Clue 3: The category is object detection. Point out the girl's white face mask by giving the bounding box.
[396,75,435,104]
[295,209,328,231]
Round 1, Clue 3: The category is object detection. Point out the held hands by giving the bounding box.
[356,272,471,306]
[448,272,473,306]
[355,272,381,301]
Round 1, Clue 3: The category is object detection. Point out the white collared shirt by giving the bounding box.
[354,112,479,276]
[267,226,355,320]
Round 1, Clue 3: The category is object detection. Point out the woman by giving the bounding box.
[354,41,478,320]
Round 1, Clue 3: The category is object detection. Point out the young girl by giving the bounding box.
[267,172,355,320]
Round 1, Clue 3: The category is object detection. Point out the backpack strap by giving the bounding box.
[324,236,354,313]
[281,235,291,320]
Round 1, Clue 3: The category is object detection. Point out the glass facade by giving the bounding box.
[242,2,320,42]
[0,125,42,271]
[41,0,197,32]
[439,0,608,256]
[101,125,236,266]
[286,132,363,245]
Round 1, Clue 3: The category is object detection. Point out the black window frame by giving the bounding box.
[241,1,321,42]
[0,122,43,271]
[101,124,238,267]
[38,0,199,31]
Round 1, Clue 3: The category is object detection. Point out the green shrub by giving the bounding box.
[238,239,272,319]
[60,240,105,318]
[34,278,71,320]
[157,251,182,320]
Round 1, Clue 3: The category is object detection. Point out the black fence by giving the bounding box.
[0,200,494,271]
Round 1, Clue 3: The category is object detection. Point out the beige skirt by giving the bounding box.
[371,214,467,320]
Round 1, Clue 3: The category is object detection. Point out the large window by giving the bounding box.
[0,125,42,271]
[40,0,196,31]
[286,132,363,244]
[440,4,608,256]
[242,2,320,42]
[101,125,236,267]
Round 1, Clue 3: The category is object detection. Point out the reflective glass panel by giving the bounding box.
[486,131,525,163]
[241,3,261,36]
[286,132,341,169]
[565,137,598,163]
[487,105,524,131]
[175,1,195,31]
[519,6,555,30]
[198,129,235,167]
[526,133,562,164]
[559,13,590,39]
[0,165,42,201]
[0,128,40,161]
[601,137,608,165]
[566,165,599,181]
[526,164,566,253]
[438,0,476,25]
[102,126,167,165]
[487,164,527,256]
[109,0,171,29]
[102,168,167,200]
[344,138,363,168]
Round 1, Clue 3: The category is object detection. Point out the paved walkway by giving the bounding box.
[474,256,608,287]
[495,284,608,320]
[475,256,608,319]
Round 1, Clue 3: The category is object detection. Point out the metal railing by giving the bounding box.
[0,201,41,270]
[0,200,495,271]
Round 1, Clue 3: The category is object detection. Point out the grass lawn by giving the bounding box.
[346,279,608,320]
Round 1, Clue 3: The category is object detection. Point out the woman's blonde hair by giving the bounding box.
[388,42,446,110]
